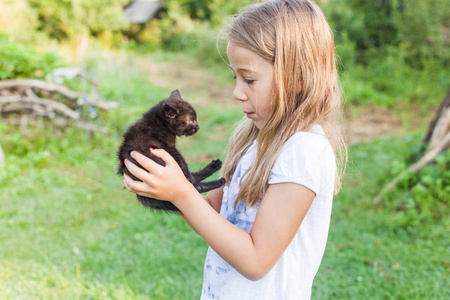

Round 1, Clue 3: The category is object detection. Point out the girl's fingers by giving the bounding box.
[123,175,134,192]
[123,173,152,195]
[148,148,176,167]
[123,149,188,201]
[129,150,162,173]
[124,157,152,182]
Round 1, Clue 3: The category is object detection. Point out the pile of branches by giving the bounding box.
[374,90,450,203]
[0,79,118,132]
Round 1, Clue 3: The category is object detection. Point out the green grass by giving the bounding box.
[0,54,448,299]
[314,137,449,299]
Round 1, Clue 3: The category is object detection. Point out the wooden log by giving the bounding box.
[0,95,108,132]
[0,79,79,99]
[0,79,118,111]
[0,95,80,120]
[422,91,450,147]
[374,131,450,203]
[374,91,450,203]
[1,113,108,133]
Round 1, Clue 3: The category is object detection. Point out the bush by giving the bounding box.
[0,35,62,80]
[380,145,450,229]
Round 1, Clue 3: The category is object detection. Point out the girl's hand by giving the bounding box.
[123,149,197,204]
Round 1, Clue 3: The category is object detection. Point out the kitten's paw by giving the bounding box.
[210,159,222,169]
[218,177,226,185]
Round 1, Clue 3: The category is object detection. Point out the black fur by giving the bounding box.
[117,89,225,212]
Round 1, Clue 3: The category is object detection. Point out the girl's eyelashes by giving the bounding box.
[232,75,254,84]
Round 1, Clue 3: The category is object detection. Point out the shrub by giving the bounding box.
[380,145,450,229]
[0,35,62,80]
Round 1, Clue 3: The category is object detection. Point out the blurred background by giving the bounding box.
[0,0,448,299]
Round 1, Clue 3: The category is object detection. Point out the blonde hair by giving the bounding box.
[221,0,347,207]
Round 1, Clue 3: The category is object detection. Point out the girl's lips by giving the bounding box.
[244,112,255,118]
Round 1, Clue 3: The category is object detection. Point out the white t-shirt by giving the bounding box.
[201,125,336,300]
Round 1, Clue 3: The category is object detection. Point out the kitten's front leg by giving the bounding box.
[194,178,226,194]
[191,159,222,182]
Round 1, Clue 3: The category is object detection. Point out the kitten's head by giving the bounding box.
[163,90,199,136]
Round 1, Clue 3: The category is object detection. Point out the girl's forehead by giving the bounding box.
[227,43,272,73]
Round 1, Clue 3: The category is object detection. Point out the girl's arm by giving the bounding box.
[123,149,314,281]
[180,186,224,232]
[204,186,224,213]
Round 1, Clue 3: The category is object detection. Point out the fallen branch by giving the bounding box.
[0,79,118,111]
[374,131,450,203]
[0,79,79,99]
[2,112,108,133]
[0,78,118,133]
[374,90,450,203]
[422,91,450,147]
[0,95,80,120]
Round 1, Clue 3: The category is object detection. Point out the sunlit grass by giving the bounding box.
[0,53,448,299]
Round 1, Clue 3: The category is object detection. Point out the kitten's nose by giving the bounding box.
[191,120,199,131]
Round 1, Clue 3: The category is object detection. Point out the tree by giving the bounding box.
[27,0,128,41]
[327,0,450,68]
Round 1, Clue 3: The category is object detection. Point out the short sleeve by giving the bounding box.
[268,131,335,196]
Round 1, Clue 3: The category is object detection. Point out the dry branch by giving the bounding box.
[0,79,118,111]
[0,79,79,99]
[0,95,80,120]
[0,78,116,132]
[374,90,450,203]
[422,91,450,146]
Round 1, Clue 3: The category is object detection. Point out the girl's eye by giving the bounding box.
[232,75,253,84]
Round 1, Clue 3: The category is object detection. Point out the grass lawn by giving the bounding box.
[0,54,448,299]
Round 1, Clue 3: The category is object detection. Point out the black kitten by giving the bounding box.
[117,89,225,212]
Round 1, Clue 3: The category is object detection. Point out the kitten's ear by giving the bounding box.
[164,103,179,119]
[170,89,182,100]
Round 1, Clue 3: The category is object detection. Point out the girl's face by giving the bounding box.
[227,42,275,129]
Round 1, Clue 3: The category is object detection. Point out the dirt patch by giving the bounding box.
[138,55,405,145]
[344,106,403,145]
[136,56,234,108]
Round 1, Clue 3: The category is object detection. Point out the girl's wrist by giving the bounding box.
[173,188,207,214]
[171,182,201,209]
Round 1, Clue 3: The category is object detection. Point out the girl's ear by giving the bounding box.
[164,103,179,119]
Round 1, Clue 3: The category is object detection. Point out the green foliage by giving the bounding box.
[328,0,450,68]
[339,42,449,108]
[0,0,45,44]
[123,0,251,60]
[326,0,450,108]
[379,141,450,229]
[0,35,62,80]
[27,0,128,41]
[169,0,253,28]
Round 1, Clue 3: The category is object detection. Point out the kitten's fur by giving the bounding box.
[117,89,225,212]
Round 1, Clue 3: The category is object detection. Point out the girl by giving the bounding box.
[123,0,347,299]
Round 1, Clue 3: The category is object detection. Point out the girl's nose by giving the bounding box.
[233,82,247,102]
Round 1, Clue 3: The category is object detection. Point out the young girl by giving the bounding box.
[123,0,346,299]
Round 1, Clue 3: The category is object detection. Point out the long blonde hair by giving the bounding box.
[221,0,347,207]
